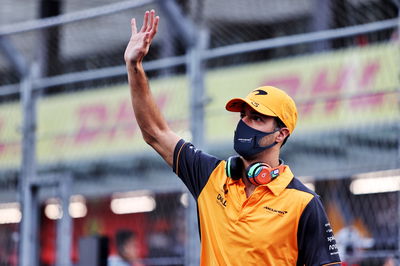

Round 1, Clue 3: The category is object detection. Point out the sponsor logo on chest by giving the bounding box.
[264,206,288,216]
[217,193,227,207]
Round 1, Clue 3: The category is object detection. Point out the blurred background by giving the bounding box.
[0,0,399,265]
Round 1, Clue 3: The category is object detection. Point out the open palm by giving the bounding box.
[124,10,159,64]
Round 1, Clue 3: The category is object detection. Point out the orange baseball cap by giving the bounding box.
[225,86,298,134]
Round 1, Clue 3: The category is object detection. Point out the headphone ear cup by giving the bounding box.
[246,163,261,178]
[246,163,263,185]
[226,156,243,180]
[253,167,273,185]
[246,163,272,186]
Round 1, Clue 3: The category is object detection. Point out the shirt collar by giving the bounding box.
[264,165,294,196]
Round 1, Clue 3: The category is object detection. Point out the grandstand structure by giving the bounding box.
[0,0,399,265]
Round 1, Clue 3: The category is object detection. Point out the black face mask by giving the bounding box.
[233,120,279,159]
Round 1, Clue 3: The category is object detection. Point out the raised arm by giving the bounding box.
[124,10,180,166]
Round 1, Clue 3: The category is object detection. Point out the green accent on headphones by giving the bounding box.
[247,163,262,178]
[226,157,232,178]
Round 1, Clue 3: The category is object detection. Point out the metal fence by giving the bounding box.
[0,0,399,265]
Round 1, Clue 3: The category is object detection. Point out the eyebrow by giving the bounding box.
[249,110,261,115]
[249,110,268,118]
[240,106,273,119]
[250,110,276,120]
[239,107,259,114]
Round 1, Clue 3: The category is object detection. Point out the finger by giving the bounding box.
[149,10,155,31]
[141,10,149,32]
[130,18,137,35]
[141,32,151,49]
[144,32,151,44]
[149,16,159,39]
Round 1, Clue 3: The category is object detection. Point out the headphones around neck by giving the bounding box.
[225,156,286,186]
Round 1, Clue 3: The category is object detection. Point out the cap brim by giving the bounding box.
[225,98,277,117]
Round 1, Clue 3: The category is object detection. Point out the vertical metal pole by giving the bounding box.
[186,28,209,266]
[186,48,200,266]
[56,175,72,266]
[184,198,199,266]
[19,63,39,266]
[188,28,209,149]
[311,0,332,52]
[396,1,400,263]
[20,20,49,266]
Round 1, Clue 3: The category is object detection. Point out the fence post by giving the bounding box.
[56,174,73,266]
[311,0,332,51]
[19,63,40,266]
[185,27,209,266]
[396,1,400,264]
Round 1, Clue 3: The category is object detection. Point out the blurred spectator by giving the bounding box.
[147,219,173,258]
[382,256,396,266]
[108,230,141,266]
[335,226,374,265]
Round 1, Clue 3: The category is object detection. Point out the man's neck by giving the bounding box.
[242,177,256,198]
[242,151,280,169]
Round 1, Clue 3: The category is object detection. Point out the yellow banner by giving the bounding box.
[0,43,398,168]
[205,43,399,141]
[0,76,189,168]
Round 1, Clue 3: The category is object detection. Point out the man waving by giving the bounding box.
[124,10,341,266]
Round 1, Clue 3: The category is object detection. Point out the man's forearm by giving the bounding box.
[127,62,169,144]
[124,10,180,166]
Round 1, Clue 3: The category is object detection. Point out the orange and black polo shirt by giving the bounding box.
[173,139,341,266]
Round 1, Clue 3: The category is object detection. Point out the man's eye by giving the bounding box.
[253,116,262,122]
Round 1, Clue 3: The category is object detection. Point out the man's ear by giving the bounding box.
[276,128,290,143]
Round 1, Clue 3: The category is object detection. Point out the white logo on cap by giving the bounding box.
[251,101,259,107]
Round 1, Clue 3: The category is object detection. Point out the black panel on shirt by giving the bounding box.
[296,197,341,266]
[173,139,222,199]
[287,178,341,265]
[287,177,317,196]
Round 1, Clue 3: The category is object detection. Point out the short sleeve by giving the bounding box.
[173,139,221,199]
[297,196,341,266]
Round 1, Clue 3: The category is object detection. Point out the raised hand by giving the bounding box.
[124,10,159,64]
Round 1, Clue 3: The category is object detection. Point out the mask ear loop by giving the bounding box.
[254,128,280,149]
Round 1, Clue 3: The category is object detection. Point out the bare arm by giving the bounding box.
[124,10,180,166]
